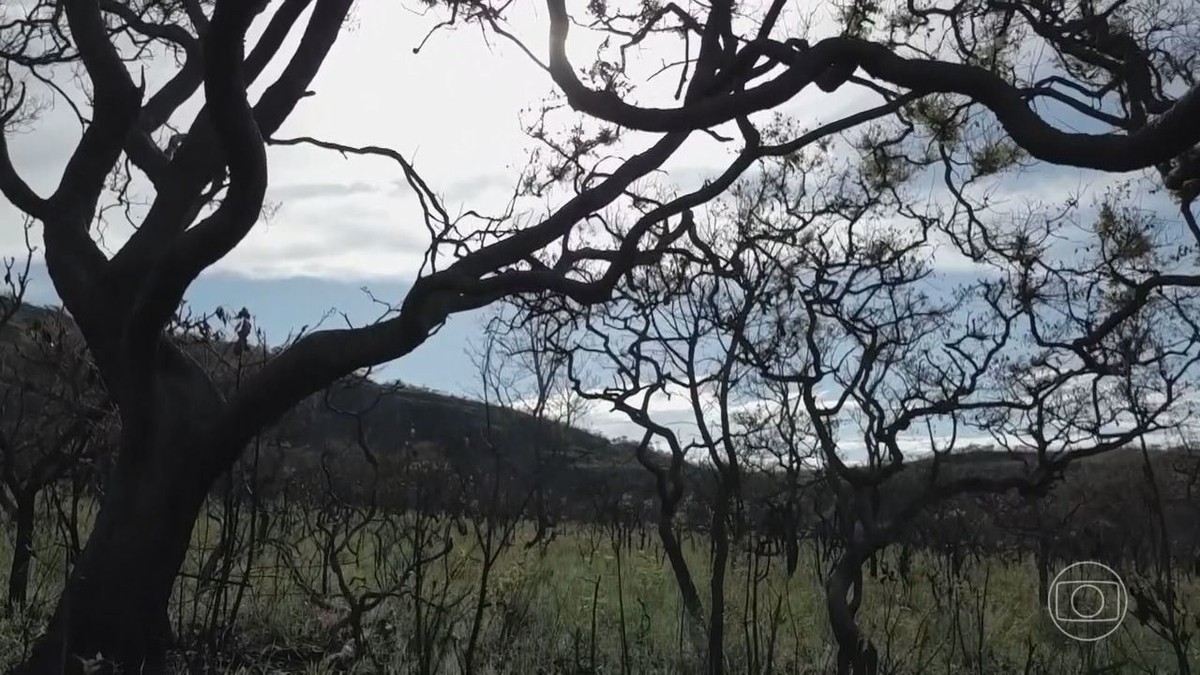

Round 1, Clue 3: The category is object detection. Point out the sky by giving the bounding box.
[0,1,875,389]
[1,0,1192,454]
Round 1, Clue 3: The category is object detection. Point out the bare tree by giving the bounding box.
[536,133,1200,674]
[477,307,588,548]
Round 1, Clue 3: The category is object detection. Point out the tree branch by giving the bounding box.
[128,0,269,350]
[49,0,142,215]
[0,91,48,218]
[114,0,341,267]
[545,18,1200,172]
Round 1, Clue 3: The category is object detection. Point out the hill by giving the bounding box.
[239,374,655,519]
[0,300,658,520]
[1,300,1198,563]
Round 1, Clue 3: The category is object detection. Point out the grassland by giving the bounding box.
[2,494,1198,674]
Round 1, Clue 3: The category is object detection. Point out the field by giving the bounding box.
[2,492,1197,674]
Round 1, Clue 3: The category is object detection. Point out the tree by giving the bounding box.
[1,0,1198,672]
[536,132,1199,673]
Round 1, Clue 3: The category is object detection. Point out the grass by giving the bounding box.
[2,492,1198,673]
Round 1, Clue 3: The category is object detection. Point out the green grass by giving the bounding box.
[2,494,1198,673]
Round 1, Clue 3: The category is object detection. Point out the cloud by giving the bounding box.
[268,181,385,202]
[581,396,1003,466]
[3,0,1182,295]
[439,174,515,203]
[4,104,86,194]
[214,193,432,279]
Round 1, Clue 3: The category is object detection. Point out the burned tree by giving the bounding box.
[536,146,1200,673]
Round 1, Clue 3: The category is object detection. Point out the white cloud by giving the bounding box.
[3,0,1187,287]
[0,0,893,281]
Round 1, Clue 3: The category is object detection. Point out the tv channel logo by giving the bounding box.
[1047,561,1128,641]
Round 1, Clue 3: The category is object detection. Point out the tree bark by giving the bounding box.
[10,358,225,675]
[6,492,36,611]
[706,480,733,675]
[827,550,878,675]
[10,448,215,675]
[656,515,708,656]
[1036,535,1050,609]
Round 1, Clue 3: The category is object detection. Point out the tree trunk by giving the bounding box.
[707,481,732,675]
[10,452,210,675]
[6,492,36,611]
[1036,536,1050,609]
[827,550,878,675]
[657,517,708,656]
[11,358,226,675]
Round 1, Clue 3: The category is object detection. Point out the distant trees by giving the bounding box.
[520,2,1200,671]
[1,0,1198,672]
[530,141,1199,671]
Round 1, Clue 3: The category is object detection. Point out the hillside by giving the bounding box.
[239,374,655,517]
[0,301,658,518]
[1,301,1198,559]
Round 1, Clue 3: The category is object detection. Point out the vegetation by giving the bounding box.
[0,300,1199,672]
[2,487,1199,674]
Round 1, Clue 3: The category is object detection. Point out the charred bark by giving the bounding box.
[11,356,224,675]
[827,550,878,675]
[5,492,35,611]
